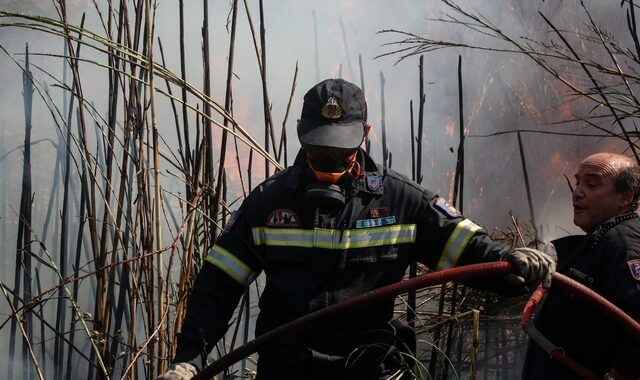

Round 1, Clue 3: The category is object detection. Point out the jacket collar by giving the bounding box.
[551,211,639,271]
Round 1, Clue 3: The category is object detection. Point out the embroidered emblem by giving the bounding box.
[435,197,461,218]
[266,209,300,227]
[366,175,382,191]
[320,96,342,119]
[356,216,397,229]
[628,258,640,281]
[370,207,390,218]
[221,210,241,237]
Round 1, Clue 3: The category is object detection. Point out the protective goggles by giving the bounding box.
[303,145,358,171]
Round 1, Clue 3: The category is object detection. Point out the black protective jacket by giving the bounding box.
[174,149,517,379]
[522,213,640,379]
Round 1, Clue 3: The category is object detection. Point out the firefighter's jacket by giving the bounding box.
[523,213,640,379]
[174,149,516,377]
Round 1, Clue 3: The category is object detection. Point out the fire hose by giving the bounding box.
[521,273,640,380]
[191,262,640,380]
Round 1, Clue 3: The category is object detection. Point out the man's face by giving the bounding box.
[572,155,628,233]
[304,145,357,172]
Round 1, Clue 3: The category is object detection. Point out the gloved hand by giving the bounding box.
[155,362,198,380]
[500,247,556,288]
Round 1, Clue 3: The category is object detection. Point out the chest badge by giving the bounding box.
[266,209,300,227]
[628,258,640,281]
[370,207,390,218]
[356,216,397,229]
[366,174,382,191]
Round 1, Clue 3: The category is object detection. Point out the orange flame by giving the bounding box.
[445,117,455,137]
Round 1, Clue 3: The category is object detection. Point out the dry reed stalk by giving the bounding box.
[143,0,166,373]
[240,0,277,176]
[452,55,464,212]
[276,62,299,167]
[357,54,371,154]
[471,309,480,380]
[380,71,389,168]
[27,213,109,380]
[56,4,109,376]
[339,16,356,82]
[178,0,192,192]
[1,283,44,380]
[441,55,467,379]
[407,54,425,331]
[202,0,215,250]
[516,131,539,247]
[212,0,239,239]
[10,42,35,380]
[54,16,86,378]
[258,0,276,177]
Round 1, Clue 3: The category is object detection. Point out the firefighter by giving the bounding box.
[158,78,556,380]
[523,153,640,380]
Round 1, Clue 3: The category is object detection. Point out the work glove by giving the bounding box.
[155,362,198,380]
[500,247,556,288]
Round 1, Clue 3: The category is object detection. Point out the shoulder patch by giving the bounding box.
[366,174,382,191]
[221,210,241,237]
[628,258,640,281]
[434,197,461,218]
[266,209,300,227]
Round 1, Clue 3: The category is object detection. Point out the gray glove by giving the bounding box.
[155,362,198,380]
[501,247,556,288]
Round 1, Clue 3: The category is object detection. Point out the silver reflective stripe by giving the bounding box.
[436,219,482,270]
[205,245,256,286]
[252,224,417,249]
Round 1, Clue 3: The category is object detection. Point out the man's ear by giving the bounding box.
[363,123,371,138]
[619,188,635,211]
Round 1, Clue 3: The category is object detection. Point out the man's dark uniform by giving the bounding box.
[523,213,640,379]
[174,149,519,379]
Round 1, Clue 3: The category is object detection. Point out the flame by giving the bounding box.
[445,116,455,137]
[546,152,567,174]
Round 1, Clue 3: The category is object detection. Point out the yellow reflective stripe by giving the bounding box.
[251,225,417,249]
[436,219,482,270]
[252,228,315,247]
[205,245,256,286]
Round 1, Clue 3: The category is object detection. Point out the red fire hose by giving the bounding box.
[521,273,640,380]
[192,262,640,380]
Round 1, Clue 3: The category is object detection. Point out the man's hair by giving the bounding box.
[614,164,640,208]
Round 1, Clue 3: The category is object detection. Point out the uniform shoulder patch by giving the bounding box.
[628,258,640,281]
[221,210,241,237]
[366,174,382,191]
[266,209,300,227]
[434,197,461,218]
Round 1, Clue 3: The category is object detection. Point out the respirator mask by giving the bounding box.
[303,144,361,208]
